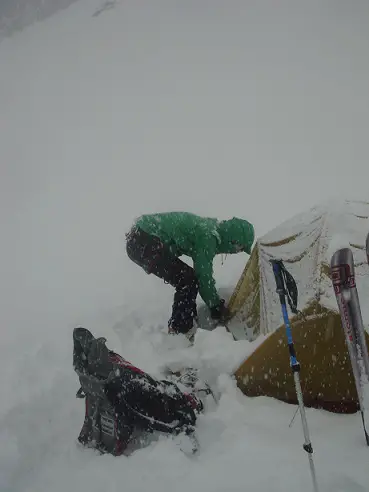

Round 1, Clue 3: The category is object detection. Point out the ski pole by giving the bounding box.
[270,259,319,492]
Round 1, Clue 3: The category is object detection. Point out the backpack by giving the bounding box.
[73,327,203,456]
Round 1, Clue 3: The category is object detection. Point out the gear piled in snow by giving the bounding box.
[73,327,212,456]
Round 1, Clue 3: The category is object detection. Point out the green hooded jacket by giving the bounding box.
[134,212,254,309]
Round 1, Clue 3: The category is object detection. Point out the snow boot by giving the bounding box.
[168,319,198,345]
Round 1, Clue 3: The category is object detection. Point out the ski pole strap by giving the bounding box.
[270,259,298,315]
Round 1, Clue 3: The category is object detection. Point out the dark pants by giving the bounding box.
[126,227,199,334]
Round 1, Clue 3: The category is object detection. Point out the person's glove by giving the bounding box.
[210,299,231,323]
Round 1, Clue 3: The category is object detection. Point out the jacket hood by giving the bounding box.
[216,217,255,254]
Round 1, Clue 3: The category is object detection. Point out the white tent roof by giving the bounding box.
[257,200,369,334]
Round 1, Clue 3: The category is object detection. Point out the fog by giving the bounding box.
[1,0,369,343]
[0,0,79,39]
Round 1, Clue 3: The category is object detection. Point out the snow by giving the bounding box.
[1,1,369,491]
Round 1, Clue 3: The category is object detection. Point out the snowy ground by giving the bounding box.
[1,1,369,491]
[2,316,369,492]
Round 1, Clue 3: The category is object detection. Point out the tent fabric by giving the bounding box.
[230,200,369,413]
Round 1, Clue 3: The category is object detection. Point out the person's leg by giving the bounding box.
[151,255,198,335]
[126,227,199,334]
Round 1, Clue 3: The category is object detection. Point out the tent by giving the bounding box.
[227,200,369,413]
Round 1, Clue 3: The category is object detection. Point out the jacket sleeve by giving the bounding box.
[192,246,220,309]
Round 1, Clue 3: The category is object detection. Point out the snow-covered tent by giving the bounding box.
[228,200,369,413]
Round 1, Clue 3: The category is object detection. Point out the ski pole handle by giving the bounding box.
[270,259,300,371]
